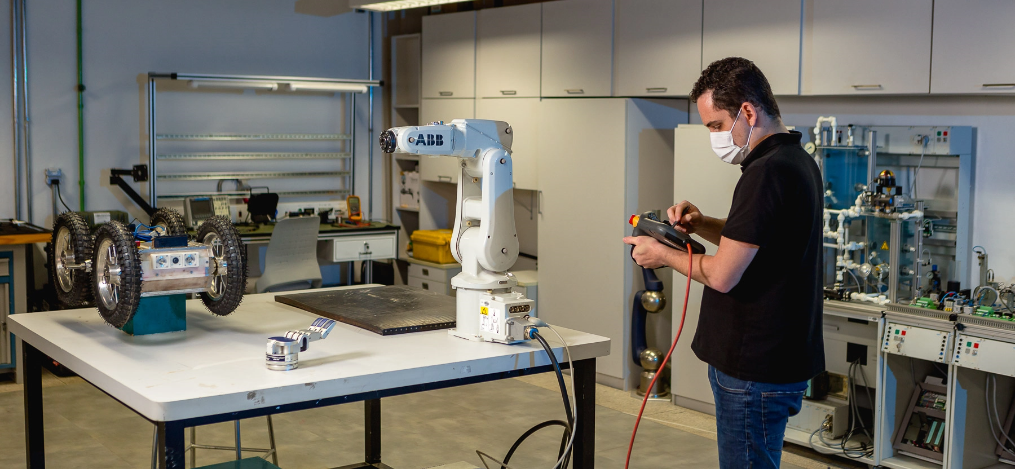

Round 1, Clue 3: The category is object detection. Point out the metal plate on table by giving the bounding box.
[275,285,455,336]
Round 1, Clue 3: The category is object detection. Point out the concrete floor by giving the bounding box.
[0,369,864,469]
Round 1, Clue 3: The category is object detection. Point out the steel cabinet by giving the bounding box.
[475,98,539,191]
[702,0,802,96]
[614,0,701,97]
[541,0,614,98]
[931,0,1015,94]
[422,11,476,99]
[476,4,541,98]
[802,0,932,95]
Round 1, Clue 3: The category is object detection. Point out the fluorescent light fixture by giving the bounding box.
[285,82,369,93]
[188,80,278,91]
[349,0,472,12]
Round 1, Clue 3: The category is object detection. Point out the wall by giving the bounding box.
[690,95,1015,287]
[1,0,383,226]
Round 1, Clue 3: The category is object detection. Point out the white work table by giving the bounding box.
[10,285,610,469]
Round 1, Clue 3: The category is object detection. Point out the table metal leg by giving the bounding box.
[157,421,186,469]
[365,398,381,464]
[23,341,44,468]
[572,358,596,469]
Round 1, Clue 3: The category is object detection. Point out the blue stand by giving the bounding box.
[121,294,187,336]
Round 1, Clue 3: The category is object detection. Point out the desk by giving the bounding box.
[10,285,610,468]
[199,222,400,284]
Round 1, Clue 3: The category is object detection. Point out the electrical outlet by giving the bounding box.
[45,168,63,186]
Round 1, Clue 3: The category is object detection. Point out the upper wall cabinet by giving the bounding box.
[802,0,932,95]
[614,0,701,97]
[422,11,475,99]
[477,4,541,98]
[476,98,539,191]
[702,0,802,96]
[541,0,614,97]
[931,0,1015,94]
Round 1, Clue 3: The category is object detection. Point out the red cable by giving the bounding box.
[625,243,693,469]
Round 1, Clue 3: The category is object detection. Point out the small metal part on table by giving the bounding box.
[266,317,337,371]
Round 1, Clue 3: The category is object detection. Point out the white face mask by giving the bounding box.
[709,108,755,164]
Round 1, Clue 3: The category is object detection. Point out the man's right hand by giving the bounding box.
[668,201,704,234]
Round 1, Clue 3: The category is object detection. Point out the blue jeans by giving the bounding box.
[708,365,808,469]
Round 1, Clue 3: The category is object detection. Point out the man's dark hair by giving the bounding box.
[690,57,781,120]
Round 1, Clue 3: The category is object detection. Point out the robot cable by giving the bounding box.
[625,243,693,469]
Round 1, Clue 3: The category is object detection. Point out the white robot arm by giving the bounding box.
[380,119,533,344]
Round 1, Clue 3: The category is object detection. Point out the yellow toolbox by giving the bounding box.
[410,229,456,264]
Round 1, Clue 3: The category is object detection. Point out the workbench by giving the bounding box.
[9,285,610,468]
[0,221,49,374]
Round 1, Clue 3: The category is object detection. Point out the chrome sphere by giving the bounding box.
[639,348,662,371]
[640,290,666,313]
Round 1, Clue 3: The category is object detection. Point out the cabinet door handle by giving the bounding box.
[646,87,667,93]
[565,89,584,95]
[439,91,453,96]
[438,175,452,182]
[422,268,429,276]
[422,282,429,290]
[851,84,883,91]
[537,190,543,216]
[982,83,1015,89]
[500,90,517,96]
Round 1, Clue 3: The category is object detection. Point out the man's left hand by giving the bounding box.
[623,236,671,269]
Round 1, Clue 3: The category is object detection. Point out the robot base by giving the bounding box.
[449,281,533,344]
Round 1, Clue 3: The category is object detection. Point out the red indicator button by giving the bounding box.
[943,131,948,136]
[902,330,906,336]
[974,343,979,348]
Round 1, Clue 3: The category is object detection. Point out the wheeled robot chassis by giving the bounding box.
[48,208,246,328]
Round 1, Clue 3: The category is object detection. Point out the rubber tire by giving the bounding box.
[47,212,94,308]
[92,221,143,328]
[150,207,187,237]
[196,216,246,316]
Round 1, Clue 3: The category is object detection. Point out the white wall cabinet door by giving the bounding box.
[541,0,614,97]
[422,11,475,99]
[476,98,539,190]
[477,4,541,98]
[931,0,1015,94]
[802,0,932,95]
[614,0,701,97]
[702,0,802,96]
[419,98,474,184]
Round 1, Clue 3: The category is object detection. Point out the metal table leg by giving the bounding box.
[572,358,597,469]
[157,421,186,469]
[365,398,381,464]
[23,342,44,468]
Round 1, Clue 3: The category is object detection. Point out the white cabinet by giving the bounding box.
[419,98,474,184]
[669,125,743,409]
[541,0,614,97]
[422,11,475,99]
[614,0,701,97]
[802,0,932,95]
[702,0,802,96]
[477,4,541,98]
[476,98,539,191]
[537,98,686,385]
[931,0,1015,94]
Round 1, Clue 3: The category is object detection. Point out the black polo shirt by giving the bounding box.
[690,131,825,384]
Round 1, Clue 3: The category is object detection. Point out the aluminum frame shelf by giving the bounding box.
[155,133,351,141]
[157,171,350,181]
[157,190,350,200]
[156,152,351,160]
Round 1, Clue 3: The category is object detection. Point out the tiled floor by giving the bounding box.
[0,369,864,469]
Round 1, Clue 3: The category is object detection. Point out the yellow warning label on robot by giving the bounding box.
[881,241,889,251]
[481,306,489,316]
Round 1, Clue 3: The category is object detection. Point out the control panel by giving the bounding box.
[952,334,1015,378]
[882,322,952,363]
[153,252,200,270]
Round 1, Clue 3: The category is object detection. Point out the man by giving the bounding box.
[623,57,824,468]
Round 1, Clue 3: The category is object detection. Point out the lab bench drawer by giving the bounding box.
[323,235,397,263]
[408,263,461,283]
[407,276,453,296]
